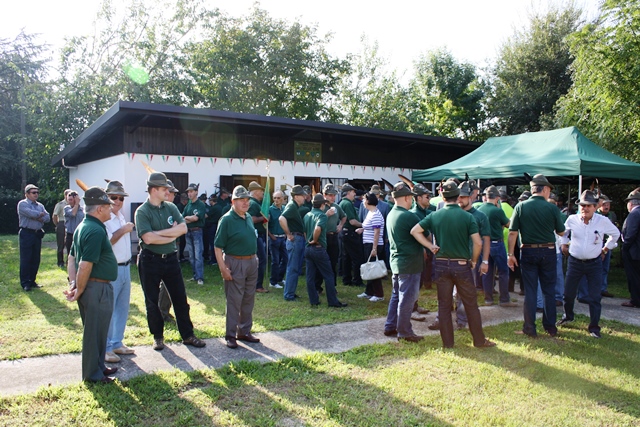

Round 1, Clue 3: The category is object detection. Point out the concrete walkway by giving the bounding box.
[1,297,639,397]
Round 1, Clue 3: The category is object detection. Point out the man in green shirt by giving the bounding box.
[304,194,348,308]
[411,181,496,349]
[248,181,269,293]
[215,185,260,349]
[135,172,206,351]
[339,183,364,287]
[183,183,206,285]
[65,186,118,383]
[280,185,307,301]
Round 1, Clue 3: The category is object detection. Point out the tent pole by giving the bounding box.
[578,175,583,198]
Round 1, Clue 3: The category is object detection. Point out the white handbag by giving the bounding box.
[360,256,388,281]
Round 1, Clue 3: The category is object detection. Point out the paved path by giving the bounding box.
[1,297,639,397]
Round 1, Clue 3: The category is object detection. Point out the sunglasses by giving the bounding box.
[29,191,39,195]
[109,195,125,201]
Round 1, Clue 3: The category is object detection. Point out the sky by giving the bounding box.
[2,0,601,75]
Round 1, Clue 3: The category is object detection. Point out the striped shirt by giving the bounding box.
[362,209,384,246]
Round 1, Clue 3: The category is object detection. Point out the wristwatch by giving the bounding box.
[481,260,489,265]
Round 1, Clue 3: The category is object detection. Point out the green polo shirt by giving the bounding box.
[304,207,328,248]
[248,196,266,235]
[135,199,185,254]
[419,203,479,260]
[205,203,223,225]
[281,200,305,234]
[268,204,286,235]
[215,208,258,256]
[322,202,345,233]
[477,202,510,240]
[387,205,423,274]
[70,214,117,281]
[509,195,566,244]
[184,199,206,229]
[410,203,431,221]
[468,207,489,255]
[339,198,359,231]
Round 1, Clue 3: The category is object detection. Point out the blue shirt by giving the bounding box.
[17,198,50,230]
[64,205,85,234]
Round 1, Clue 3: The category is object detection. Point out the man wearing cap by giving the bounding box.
[383,183,424,342]
[17,184,50,291]
[508,174,565,338]
[412,181,496,348]
[339,183,365,287]
[410,183,434,319]
[597,194,617,298]
[204,194,223,265]
[302,185,313,211]
[621,188,640,308]
[214,186,261,349]
[268,190,288,289]
[246,181,269,293]
[64,189,85,261]
[280,185,307,301]
[103,181,136,363]
[319,183,347,291]
[64,186,118,383]
[183,184,206,285]
[52,190,70,268]
[557,190,619,338]
[477,185,516,307]
[135,172,206,351]
[304,193,348,308]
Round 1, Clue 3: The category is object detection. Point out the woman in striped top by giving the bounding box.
[356,192,386,301]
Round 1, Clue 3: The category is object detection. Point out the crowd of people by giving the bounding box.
[15,171,640,383]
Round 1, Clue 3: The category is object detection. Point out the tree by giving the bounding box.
[555,0,640,162]
[487,5,582,135]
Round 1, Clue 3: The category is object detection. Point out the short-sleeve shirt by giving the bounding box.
[70,215,117,281]
[281,200,304,234]
[183,199,206,229]
[339,198,359,231]
[419,203,479,260]
[268,203,286,235]
[135,199,185,254]
[53,200,67,220]
[386,205,423,274]
[509,195,566,244]
[248,197,266,235]
[64,205,85,234]
[322,202,345,233]
[468,207,490,254]
[205,203,224,226]
[104,210,132,263]
[410,203,431,221]
[362,209,384,246]
[304,208,328,248]
[214,208,258,256]
[477,202,510,240]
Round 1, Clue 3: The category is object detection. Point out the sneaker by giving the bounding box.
[197,279,204,285]
[269,283,283,289]
[153,338,165,351]
[183,335,206,347]
[113,345,135,355]
[369,296,384,302]
[357,292,370,298]
[105,351,121,363]
[556,318,573,326]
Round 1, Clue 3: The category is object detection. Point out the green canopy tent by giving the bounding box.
[412,127,640,193]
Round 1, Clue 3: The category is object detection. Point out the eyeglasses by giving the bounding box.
[109,196,125,201]
[29,191,39,195]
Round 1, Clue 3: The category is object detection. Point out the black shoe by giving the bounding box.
[557,318,573,326]
[536,308,544,313]
[590,330,602,338]
[31,282,42,289]
[294,294,301,299]
[427,322,440,331]
[398,335,424,343]
[316,288,324,294]
[383,329,397,337]
[601,291,614,298]
[57,263,65,268]
[226,336,238,349]
[577,298,588,304]
[329,302,348,308]
[546,329,558,337]
[22,286,32,292]
[103,367,118,376]
[237,334,260,343]
[183,336,206,347]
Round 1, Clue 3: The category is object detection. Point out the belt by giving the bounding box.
[292,232,304,237]
[89,278,110,283]
[118,260,131,267]
[436,258,469,262]
[327,232,337,235]
[490,240,501,243]
[19,227,37,233]
[142,249,177,259]
[227,254,256,260]
[308,243,323,247]
[521,243,555,249]
[188,227,201,231]
[273,234,285,238]
[570,255,600,263]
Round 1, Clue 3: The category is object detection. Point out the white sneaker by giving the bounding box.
[357,292,370,298]
[197,279,204,285]
[269,283,283,289]
[105,351,121,363]
[187,277,196,281]
[113,345,135,355]
[369,296,384,302]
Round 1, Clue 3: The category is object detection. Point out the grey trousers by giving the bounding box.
[223,255,258,338]
[78,280,113,381]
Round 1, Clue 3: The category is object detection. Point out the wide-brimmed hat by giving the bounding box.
[468,179,480,191]
[599,194,612,203]
[209,193,218,201]
[232,185,250,200]
[105,180,128,196]
[323,183,338,195]
[248,181,263,191]
[578,190,599,206]
[341,183,356,193]
[84,186,114,206]
[312,193,328,207]
[219,187,230,195]
[185,183,199,192]
[291,185,306,196]
[529,173,554,190]
[370,184,382,195]
[147,172,171,188]
[413,183,431,197]
[518,191,532,201]
[485,185,500,199]
[166,179,179,194]
[25,184,38,193]
[440,181,460,198]
[625,188,640,202]
[458,181,473,197]
[392,182,416,198]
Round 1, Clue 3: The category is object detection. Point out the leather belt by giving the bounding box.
[273,234,285,237]
[188,227,201,231]
[227,254,256,260]
[19,227,37,233]
[89,278,111,283]
[521,243,555,249]
[292,232,304,237]
[118,260,131,267]
[142,249,177,259]
[490,240,501,243]
[570,255,600,263]
[436,258,469,262]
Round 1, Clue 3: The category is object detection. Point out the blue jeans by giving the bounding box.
[601,250,611,292]
[269,236,288,284]
[284,235,305,300]
[482,241,510,303]
[185,229,204,281]
[107,264,132,352]
[555,252,565,301]
[434,259,486,347]
[562,256,603,332]
[256,234,267,289]
[520,247,557,336]
[384,273,420,338]
[305,245,340,306]
[19,228,43,289]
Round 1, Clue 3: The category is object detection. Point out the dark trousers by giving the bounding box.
[78,281,113,381]
[137,250,194,340]
[363,243,385,297]
[269,236,287,284]
[19,228,42,289]
[203,224,213,260]
[341,229,364,286]
[622,249,640,306]
[563,256,603,333]
[179,235,186,259]
[520,247,557,336]
[56,222,65,264]
[434,259,486,348]
[314,232,339,291]
[305,245,340,306]
[158,281,173,319]
[256,234,267,289]
[65,232,74,260]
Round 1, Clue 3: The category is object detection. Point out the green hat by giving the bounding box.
[248,181,264,191]
[166,179,179,194]
[518,191,531,201]
[413,183,431,197]
[599,194,612,203]
[529,174,554,190]
[323,183,338,195]
[232,185,250,200]
[209,193,218,201]
[578,190,599,206]
[185,183,199,192]
[105,180,128,196]
[625,188,640,202]
[84,186,114,205]
[392,182,416,198]
[441,181,460,198]
[312,193,328,207]
[458,181,473,197]
[485,185,500,199]
[290,185,306,196]
[147,172,171,188]
[370,184,382,195]
[341,183,356,193]
[469,179,480,191]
